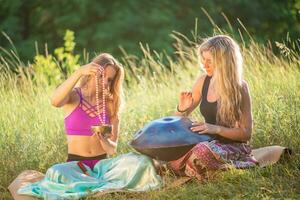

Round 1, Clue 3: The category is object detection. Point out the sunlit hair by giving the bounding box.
[79,53,124,119]
[198,35,243,128]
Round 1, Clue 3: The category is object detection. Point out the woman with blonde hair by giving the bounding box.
[16,53,161,199]
[51,53,124,166]
[169,35,258,180]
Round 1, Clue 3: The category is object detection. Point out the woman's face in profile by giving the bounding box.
[201,50,214,76]
[88,65,117,93]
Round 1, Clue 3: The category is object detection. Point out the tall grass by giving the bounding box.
[0,28,299,199]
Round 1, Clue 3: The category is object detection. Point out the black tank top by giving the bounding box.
[199,76,239,143]
[200,76,217,124]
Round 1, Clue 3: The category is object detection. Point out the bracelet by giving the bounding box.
[176,99,194,113]
[176,105,189,113]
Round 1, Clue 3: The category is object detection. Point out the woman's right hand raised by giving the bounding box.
[178,91,194,112]
[76,62,104,77]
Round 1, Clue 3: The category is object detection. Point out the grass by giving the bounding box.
[0,30,299,199]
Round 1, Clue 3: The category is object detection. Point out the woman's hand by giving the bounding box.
[190,121,221,135]
[76,62,104,77]
[178,91,193,112]
[93,130,117,155]
[95,131,108,142]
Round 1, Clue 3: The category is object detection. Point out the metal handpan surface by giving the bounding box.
[129,116,215,161]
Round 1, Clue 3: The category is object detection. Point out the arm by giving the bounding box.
[50,71,82,107]
[217,81,253,142]
[191,81,253,142]
[96,117,119,156]
[175,74,206,116]
[51,63,101,107]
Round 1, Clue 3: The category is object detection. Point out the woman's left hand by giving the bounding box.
[190,122,221,135]
[95,132,109,142]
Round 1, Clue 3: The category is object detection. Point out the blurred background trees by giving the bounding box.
[1,0,299,62]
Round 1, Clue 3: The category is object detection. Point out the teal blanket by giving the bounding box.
[18,152,162,199]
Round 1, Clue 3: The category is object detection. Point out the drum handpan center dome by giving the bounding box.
[129,116,214,161]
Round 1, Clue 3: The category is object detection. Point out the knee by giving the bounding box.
[137,154,152,169]
[189,142,220,170]
[193,142,212,156]
[49,163,67,173]
[45,162,74,180]
[46,163,61,177]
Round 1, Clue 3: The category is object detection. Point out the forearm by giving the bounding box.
[51,70,82,107]
[99,139,117,156]
[175,101,199,117]
[175,111,189,117]
[100,117,119,155]
[217,126,251,142]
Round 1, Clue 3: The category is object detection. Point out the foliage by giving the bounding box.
[0,0,299,63]
[32,29,80,84]
[0,28,299,199]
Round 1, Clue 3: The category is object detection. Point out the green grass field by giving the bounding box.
[0,33,299,199]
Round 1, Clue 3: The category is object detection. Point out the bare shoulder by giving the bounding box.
[241,80,250,95]
[196,74,206,84]
[240,80,252,106]
[190,74,207,103]
[63,89,80,111]
[69,89,80,104]
[193,74,206,89]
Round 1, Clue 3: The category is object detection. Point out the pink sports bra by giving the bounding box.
[64,88,110,136]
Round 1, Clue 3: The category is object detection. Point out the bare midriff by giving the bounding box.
[67,135,106,157]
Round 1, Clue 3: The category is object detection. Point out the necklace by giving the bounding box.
[91,64,112,137]
[95,69,106,124]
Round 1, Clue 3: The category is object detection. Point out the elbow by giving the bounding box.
[107,148,117,156]
[242,129,252,142]
[51,99,62,108]
[243,135,251,142]
[107,144,117,156]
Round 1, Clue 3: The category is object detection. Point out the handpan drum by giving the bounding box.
[129,116,215,161]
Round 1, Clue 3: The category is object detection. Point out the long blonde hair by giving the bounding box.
[199,35,243,128]
[79,53,124,119]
